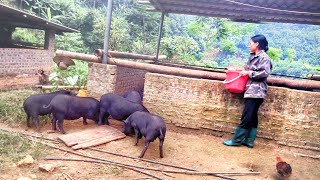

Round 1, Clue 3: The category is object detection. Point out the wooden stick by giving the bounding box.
[89,147,195,171]
[19,133,256,180]
[35,85,83,90]
[41,142,238,180]
[45,157,164,180]
[294,152,320,159]
[9,130,258,180]
[89,148,260,175]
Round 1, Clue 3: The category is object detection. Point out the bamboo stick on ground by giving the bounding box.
[89,147,260,176]
[40,142,236,180]
[14,132,258,179]
[45,157,164,180]
[44,157,239,180]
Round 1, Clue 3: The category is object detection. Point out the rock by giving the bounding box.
[17,155,34,167]
[39,164,56,173]
[16,177,32,180]
[29,174,37,179]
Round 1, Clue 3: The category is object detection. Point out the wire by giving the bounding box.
[223,0,320,15]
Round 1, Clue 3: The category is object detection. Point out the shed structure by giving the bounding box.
[147,0,320,25]
[88,0,320,152]
[0,4,78,88]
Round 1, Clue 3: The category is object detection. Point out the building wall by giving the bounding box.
[143,73,320,151]
[115,66,147,97]
[87,64,320,151]
[0,48,53,76]
[0,30,55,90]
[87,63,146,99]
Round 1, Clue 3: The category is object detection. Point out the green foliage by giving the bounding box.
[49,60,88,87]
[7,0,320,78]
[12,28,45,46]
[56,33,88,53]
[161,36,199,62]
[272,60,317,77]
[80,9,105,52]
[284,48,296,62]
[110,16,130,51]
[267,47,283,61]
[220,39,237,54]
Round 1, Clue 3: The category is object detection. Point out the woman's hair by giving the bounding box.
[251,34,269,52]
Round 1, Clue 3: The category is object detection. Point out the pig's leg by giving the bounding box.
[139,141,150,158]
[134,128,141,146]
[51,114,57,130]
[83,117,88,125]
[159,138,164,158]
[32,115,39,131]
[98,109,109,125]
[26,114,31,127]
[56,116,65,134]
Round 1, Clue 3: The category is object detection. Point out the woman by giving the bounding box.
[223,34,272,148]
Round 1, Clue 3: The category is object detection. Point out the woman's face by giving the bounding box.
[249,39,259,53]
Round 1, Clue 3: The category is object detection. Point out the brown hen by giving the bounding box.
[276,155,292,179]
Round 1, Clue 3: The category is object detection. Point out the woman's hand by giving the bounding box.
[240,70,251,76]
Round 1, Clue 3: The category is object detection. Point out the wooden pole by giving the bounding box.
[35,85,83,90]
[55,50,320,90]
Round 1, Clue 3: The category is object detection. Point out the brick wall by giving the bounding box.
[0,30,55,90]
[0,48,53,76]
[87,63,147,99]
[115,66,147,97]
[0,30,55,77]
[143,73,320,151]
[86,64,320,151]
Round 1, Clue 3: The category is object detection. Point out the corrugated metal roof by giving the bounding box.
[147,0,320,25]
[0,4,79,33]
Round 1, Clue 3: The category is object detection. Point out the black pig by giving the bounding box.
[23,90,74,130]
[123,90,142,103]
[123,111,166,158]
[98,93,148,125]
[46,94,100,134]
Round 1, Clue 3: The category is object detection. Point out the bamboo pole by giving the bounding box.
[35,85,83,90]
[45,157,164,180]
[54,50,320,90]
[56,49,166,62]
[44,157,238,180]
[94,49,167,60]
[11,130,258,180]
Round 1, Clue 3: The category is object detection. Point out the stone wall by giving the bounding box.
[143,73,320,151]
[87,63,147,99]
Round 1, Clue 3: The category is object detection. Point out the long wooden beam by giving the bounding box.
[55,49,167,63]
[55,50,320,90]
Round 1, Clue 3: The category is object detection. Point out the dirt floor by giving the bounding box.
[0,119,319,180]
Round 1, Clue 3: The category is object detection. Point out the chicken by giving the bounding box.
[276,155,292,179]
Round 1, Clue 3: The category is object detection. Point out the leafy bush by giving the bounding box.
[267,47,283,61]
[49,60,88,88]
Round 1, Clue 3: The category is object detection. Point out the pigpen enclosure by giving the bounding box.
[0,50,320,179]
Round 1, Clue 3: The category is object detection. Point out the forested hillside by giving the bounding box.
[2,0,320,78]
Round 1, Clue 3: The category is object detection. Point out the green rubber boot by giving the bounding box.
[223,127,248,146]
[242,128,257,148]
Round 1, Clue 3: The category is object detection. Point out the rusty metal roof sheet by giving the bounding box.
[147,0,320,25]
[0,4,79,33]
